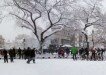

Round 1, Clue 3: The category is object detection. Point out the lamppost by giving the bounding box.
[23,38,26,49]
[92,30,94,48]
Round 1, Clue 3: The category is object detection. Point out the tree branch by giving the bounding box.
[43,31,59,42]
[10,13,34,29]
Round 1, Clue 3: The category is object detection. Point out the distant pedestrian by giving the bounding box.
[3,49,8,63]
[58,48,65,58]
[91,48,96,61]
[65,47,70,58]
[85,48,89,60]
[71,47,78,60]
[9,49,14,62]
[27,48,36,64]
[12,48,16,59]
[18,48,22,59]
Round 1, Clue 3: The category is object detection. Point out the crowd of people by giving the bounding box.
[57,47,105,61]
[0,47,36,64]
[0,47,105,64]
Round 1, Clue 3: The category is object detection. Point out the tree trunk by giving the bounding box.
[92,40,94,48]
[39,42,44,54]
[92,30,94,48]
[84,34,89,48]
[39,45,43,54]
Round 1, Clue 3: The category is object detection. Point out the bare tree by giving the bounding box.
[8,0,77,53]
[74,0,103,48]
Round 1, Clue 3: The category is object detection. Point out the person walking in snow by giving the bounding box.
[65,47,70,58]
[3,49,8,63]
[58,48,65,58]
[27,48,36,64]
[85,48,89,60]
[17,48,22,59]
[71,47,78,60]
[91,48,96,61]
[12,48,16,59]
[79,48,84,59]
[9,49,14,62]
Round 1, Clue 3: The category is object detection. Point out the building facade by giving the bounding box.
[51,26,76,47]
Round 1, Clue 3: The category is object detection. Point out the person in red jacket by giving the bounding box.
[58,48,65,58]
[60,49,65,58]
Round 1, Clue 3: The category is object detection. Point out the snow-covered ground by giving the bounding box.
[0,59,106,75]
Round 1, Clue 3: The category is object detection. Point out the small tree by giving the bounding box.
[74,0,103,48]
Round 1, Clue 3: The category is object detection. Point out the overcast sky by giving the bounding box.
[0,14,32,42]
[0,0,106,42]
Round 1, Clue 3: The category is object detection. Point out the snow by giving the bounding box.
[0,59,106,75]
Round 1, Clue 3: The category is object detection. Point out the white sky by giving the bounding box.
[0,14,31,42]
[0,0,106,42]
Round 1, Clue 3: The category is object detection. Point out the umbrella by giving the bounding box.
[62,44,72,47]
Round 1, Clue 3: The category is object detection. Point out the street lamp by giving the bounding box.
[23,38,26,49]
[92,30,94,47]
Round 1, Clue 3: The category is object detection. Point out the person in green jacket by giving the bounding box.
[71,47,78,60]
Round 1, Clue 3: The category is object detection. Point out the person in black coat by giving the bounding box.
[9,49,14,62]
[24,48,29,60]
[3,49,8,63]
[12,48,16,59]
[18,48,22,59]
[79,48,86,60]
[65,47,70,58]
[27,48,36,64]
[85,48,89,60]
